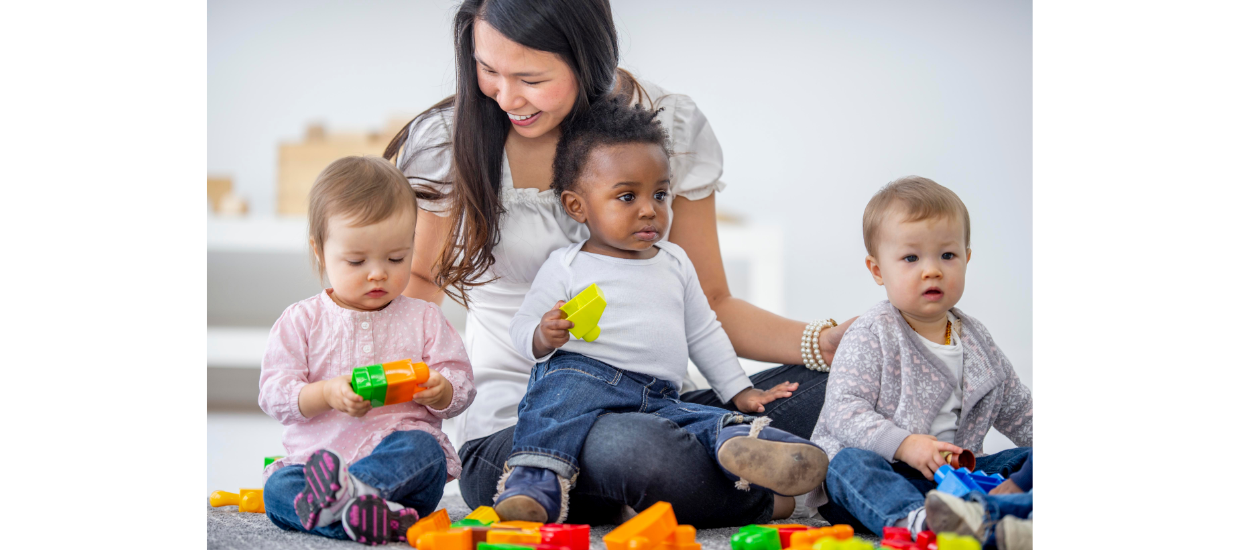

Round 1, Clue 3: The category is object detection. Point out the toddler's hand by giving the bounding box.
[731,382,799,414]
[412,369,454,411]
[895,434,963,480]
[323,375,372,418]
[532,300,573,358]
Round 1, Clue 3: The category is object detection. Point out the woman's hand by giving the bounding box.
[817,317,858,366]
[730,382,799,414]
[532,300,573,358]
[322,375,373,418]
[895,434,963,480]
[412,369,454,410]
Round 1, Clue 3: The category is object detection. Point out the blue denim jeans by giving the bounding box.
[459,362,832,528]
[508,351,749,479]
[966,489,1033,549]
[820,446,1032,536]
[264,429,448,540]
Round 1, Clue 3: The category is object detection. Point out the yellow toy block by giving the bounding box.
[561,284,607,342]
[406,509,452,546]
[652,525,700,550]
[494,520,545,531]
[935,533,981,550]
[463,505,500,525]
[809,538,873,550]
[790,525,854,549]
[487,530,541,544]
[603,502,678,550]
[417,528,473,550]
[209,488,264,513]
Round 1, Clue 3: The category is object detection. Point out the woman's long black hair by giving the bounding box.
[384,0,647,305]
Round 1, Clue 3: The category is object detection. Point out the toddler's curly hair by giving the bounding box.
[551,95,670,198]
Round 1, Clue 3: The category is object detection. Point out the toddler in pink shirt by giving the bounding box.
[259,156,475,545]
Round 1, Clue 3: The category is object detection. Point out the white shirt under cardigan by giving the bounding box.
[921,311,963,444]
[396,78,727,443]
[510,241,752,405]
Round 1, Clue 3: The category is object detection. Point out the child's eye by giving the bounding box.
[941,252,956,260]
[347,260,364,266]
[619,193,635,202]
[654,191,668,201]
[389,257,406,264]
[902,255,918,263]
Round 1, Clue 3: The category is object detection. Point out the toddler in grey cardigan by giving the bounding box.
[808,177,1033,539]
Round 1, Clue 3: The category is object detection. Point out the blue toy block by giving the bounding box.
[933,465,1005,497]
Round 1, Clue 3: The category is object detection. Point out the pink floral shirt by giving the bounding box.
[259,291,475,482]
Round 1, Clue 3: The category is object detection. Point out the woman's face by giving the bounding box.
[473,19,579,140]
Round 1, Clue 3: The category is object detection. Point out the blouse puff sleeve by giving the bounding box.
[257,303,315,426]
[419,302,477,419]
[396,109,454,217]
[650,92,727,201]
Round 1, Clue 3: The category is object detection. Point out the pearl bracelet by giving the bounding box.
[801,319,838,372]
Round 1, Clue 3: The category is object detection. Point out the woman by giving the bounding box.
[386,0,854,527]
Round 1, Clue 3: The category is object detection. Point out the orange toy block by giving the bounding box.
[759,525,808,548]
[488,530,542,544]
[494,520,545,531]
[603,502,678,550]
[417,529,473,550]
[406,509,452,546]
[789,526,854,549]
[383,359,431,405]
[652,525,700,550]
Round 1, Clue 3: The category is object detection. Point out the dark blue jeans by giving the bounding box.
[264,429,448,540]
[459,362,831,528]
[820,446,1032,537]
[508,352,748,479]
[967,490,1033,549]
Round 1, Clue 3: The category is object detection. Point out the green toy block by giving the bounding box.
[351,364,387,408]
[478,544,534,550]
[561,283,607,342]
[451,518,487,528]
[263,455,284,469]
[730,525,780,550]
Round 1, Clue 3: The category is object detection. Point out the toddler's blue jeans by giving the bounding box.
[819,446,1031,537]
[507,351,750,480]
[263,429,447,540]
[968,489,1033,549]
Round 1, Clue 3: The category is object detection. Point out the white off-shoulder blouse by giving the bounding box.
[397,79,726,443]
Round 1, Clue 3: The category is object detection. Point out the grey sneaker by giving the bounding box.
[924,490,985,540]
[995,516,1032,550]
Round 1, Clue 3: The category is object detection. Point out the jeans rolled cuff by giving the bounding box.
[507,449,578,480]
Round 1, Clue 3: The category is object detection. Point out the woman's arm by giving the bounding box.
[667,193,855,366]
[403,208,451,305]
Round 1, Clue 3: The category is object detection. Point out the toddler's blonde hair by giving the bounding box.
[862,176,970,257]
[308,156,418,278]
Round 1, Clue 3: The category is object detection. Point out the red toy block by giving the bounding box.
[880,526,913,549]
[913,531,936,550]
[541,524,590,550]
[759,525,808,548]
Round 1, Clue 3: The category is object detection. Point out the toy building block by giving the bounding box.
[759,525,807,548]
[939,449,976,472]
[879,527,912,549]
[480,544,571,550]
[789,525,854,549]
[561,284,607,342]
[463,506,501,526]
[912,532,935,550]
[495,520,544,532]
[488,530,541,545]
[541,524,590,550]
[210,488,265,513]
[417,529,474,550]
[933,465,1006,498]
[406,508,452,547]
[810,539,874,550]
[934,533,980,550]
[351,359,430,408]
[264,455,284,469]
[603,502,678,550]
[732,525,781,550]
[651,525,701,550]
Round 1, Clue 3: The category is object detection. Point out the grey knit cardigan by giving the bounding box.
[806,301,1033,506]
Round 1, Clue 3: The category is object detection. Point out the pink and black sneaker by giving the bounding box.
[293,449,347,530]
[341,495,420,545]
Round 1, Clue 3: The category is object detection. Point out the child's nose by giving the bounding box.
[368,268,387,281]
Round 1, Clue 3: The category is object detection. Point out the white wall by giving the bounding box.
[209,0,1032,439]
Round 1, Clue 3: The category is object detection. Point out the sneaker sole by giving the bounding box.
[294,449,344,530]
[494,494,550,523]
[342,495,419,545]
[717,437,829,496]
[924,492,984,540]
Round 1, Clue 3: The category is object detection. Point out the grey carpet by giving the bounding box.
[207,494,882,549]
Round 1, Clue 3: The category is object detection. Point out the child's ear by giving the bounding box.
[561,190,588,224]
[865,255,883,286]
[966,248,972,263]
[310,238,323,267]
